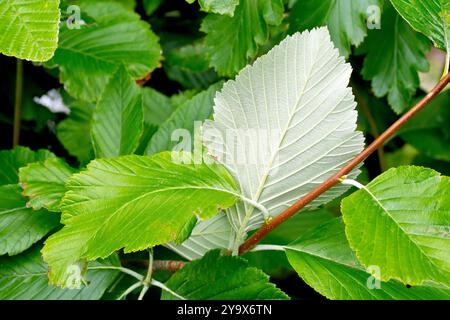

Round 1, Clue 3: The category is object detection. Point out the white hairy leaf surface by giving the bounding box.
[194,27,365,253]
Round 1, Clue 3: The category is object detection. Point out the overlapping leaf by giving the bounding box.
[390,0,450,53]
[201,0,284,76]
[286,218,450,299]
[0,185,59,256]
[289,0,383,57]
[162,250,289,300]
[57,101,95,165]
[19,158,76,212]
[0,0,60,61]
[145,83,221,155]
[341,166,450,287]
[186,0,239,16]
[359,5,430,113]
[0,246,119,300]
[0,147,55,185]
[42,152,240,286]
[46,0,161,101]
[91,67,144,158]
[203,28,365,252]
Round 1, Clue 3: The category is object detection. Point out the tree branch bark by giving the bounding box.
[238,73,450,255]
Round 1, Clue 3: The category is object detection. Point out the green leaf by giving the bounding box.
[57,101,95,165]
[145,83,221,155]
[0,185,59,256]
[136,87,178,154]
[289,0,383,57]
[19,158,76,212]
[0,147,55,185]
[186,0,239,16]
[390,0,450,53]
[143,0,163,15]
[165,43,219,89]
[0,0,60,61]
[286,218,450,300]
[91,67,144,158]
[162,250,289,300]
[46,0,161,101]
[201,0,284,76]
[0,246,120,300]
[341,166,450,286]
[42,152,240,287]
[360,5,430,113]
[399,92,450,162]
[203,28,364,253]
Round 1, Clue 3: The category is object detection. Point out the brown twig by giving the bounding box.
[122,259,186,273]
[238,73,450,255]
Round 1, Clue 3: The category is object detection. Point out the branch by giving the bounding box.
[122,259,186,273]
[239,73,450,255]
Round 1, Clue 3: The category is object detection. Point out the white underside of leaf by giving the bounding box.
[173,27,365,258]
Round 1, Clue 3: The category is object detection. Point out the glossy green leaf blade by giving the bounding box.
[42,152,240,286]
[0,0,60,61]
[0,147,55,185]
[0,246,119,300]
[91,67,144,158]
[360,5,430,113]
[390,0,450,52]
[162,250,289,300]
[201,0,284,76]
[203,27,364,252]
[19,158,76,212]
[145,83,221,155]
[341,166,450,286]
[46,0,161,101]
[0,185,59,256]
[286,218,450,300]
[57,101,95,165]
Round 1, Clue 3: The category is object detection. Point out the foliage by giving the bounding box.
[0,0,449,301]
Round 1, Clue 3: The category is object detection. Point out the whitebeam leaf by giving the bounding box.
[202,27,365,252]
[42,152,240,287]
[341,166,450,287]
[0,0,60,61]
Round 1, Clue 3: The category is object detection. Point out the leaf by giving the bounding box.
[145,83,222,155]
[0,246,119,300]
[399,91,450,162]
[203,28,365,252]
[143,0,163,16]
[186,0,239,16]
[91,67,144,158]
[359,5,430,113]
[289,0,383,57]
[46,0,161,101]
[42,152,240,287]
[0,147,55,185]
[0,0,60,61]
[166,213,232,261]
[286,218,450,300]
[201,0,284,76]
[0,185,59,256]
[57,101,95,165]
[390,0,450,53]
[136,87,178,154]
[165,43,219,89]
[162,250,289,300]
[19,158,76,212]
[341,166,450,286]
